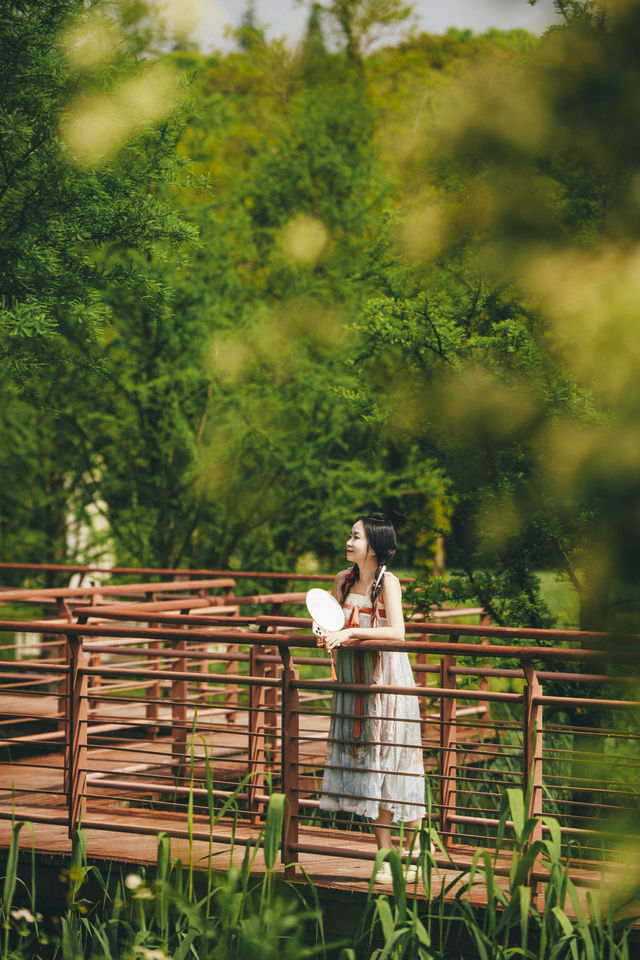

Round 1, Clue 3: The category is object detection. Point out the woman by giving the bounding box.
[318,513,425,875]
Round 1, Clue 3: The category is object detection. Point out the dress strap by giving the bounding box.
[343,604,384,738]
[343,601,386,621]
[344,606,364,738]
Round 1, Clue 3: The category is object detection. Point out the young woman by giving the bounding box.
[318,513,425,874]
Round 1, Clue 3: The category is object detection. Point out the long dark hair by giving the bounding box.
[340,512,397,616]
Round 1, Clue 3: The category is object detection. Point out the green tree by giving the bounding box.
[298,0,415,64]
[236,1,266,52]
[185,54,395,570]
[0,0,193,386]
[353,240,572,625]
[3,6,586,592]
[0,0,196,575]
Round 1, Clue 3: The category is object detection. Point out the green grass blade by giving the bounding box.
[61,915,82,960]
[388,849,406,922]
[506,788,525,845]
[2,821,24,918]
[375,896,395,943]
[540,815,562,865]
[264,793,285,870]
[155,832,170,941]
[174,927,199,960]
[519,884,531,956]
[294,863,327,954]
[552,905,579,960]
[495,789,511,865]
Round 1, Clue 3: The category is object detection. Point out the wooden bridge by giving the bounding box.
[0,563,638,908]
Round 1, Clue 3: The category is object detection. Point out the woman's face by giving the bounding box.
[346,520,371,566]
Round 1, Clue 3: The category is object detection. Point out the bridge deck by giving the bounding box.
[0,804,617,916]
[1,566,639,920]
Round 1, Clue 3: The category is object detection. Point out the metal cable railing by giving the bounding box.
[0,602,638,888]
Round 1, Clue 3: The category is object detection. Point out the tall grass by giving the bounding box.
[1,789,639,959]
[0,795,321,960]
[350,788,640,960]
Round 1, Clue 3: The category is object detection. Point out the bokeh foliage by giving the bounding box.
[388,0,640,628]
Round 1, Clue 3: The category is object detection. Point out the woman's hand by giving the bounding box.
[324,628,352,650]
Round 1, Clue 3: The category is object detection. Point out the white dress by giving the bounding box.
[319,581,426,823]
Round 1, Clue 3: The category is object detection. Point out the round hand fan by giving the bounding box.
[305,588,345,638]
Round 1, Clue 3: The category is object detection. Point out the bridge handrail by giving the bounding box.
[0,578,237,602]
[0,615,633,661]
[0,561,336,582]
[0,611,638,889]
[67,603,640,649]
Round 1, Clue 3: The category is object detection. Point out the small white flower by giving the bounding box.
[139,948,172,960]
[10,908,35,923]
[125,873,144,890]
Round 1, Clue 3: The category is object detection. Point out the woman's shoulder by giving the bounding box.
[332,568,352,598]
[382,570,402,592]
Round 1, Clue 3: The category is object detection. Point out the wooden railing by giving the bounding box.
[1,601,638,884]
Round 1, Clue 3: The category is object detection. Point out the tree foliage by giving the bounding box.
[0,0,194,385]
[0,0,196,573]
[3,0,638,630]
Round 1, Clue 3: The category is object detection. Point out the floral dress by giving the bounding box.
[319,578,426,823]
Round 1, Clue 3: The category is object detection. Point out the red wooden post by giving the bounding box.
[145,589,159,734]
[85,586,103,719]
[223,584,240,720]
[248,642,267,824]
[147,620,161,741]
[416,633,431,740]
[264,650,279,756]
[68,634,88,837]
[259,622,279,757]
[171,635,188,775]
[440,637,458,849]
[477,612,492,727]
[58,599,73,733]
[523,660,543,842]
[280,645,299,877]
[224,644,239,721]
[65,609,89,796]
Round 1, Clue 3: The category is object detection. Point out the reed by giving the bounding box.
[1,787,639,959]
[346,787,640,960]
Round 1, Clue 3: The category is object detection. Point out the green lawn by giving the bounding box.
[536,571,580,630]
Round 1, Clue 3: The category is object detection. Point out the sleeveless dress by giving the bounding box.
[319,578,426,823]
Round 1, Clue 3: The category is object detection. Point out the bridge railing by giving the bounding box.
[0,608,638,884]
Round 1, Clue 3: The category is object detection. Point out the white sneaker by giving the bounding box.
[376,861,394,882]
[375,861,420,884]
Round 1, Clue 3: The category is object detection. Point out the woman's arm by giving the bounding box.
[324,574,405,650]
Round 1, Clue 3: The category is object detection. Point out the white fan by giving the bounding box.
[305,588,345,638]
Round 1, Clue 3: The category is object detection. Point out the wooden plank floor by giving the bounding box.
[0,805,510,906]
